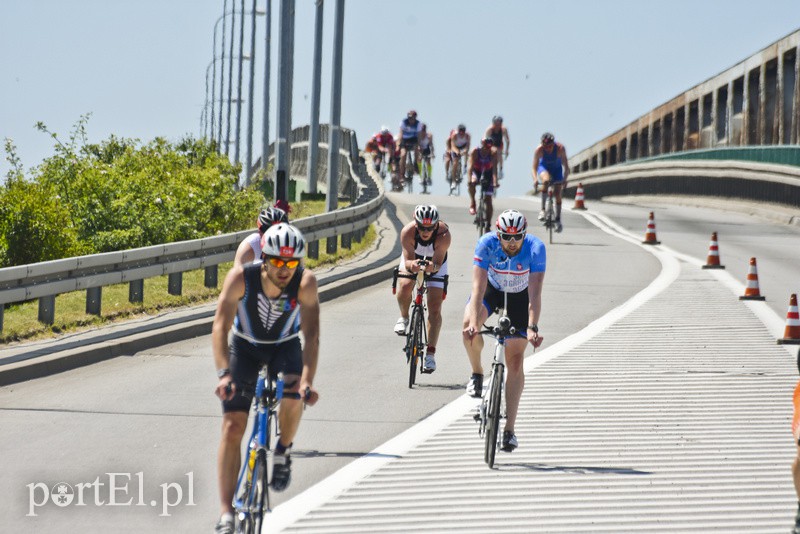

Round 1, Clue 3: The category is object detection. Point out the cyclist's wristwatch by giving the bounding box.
[527,324,539,333]
[217,368,231,379]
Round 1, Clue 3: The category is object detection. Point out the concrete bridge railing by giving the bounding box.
[564,159,800,209]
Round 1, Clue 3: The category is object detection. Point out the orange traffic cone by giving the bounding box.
[739,257,766,301]
[572,183,587,210]
[701,232,725,269]
[778,294,800,345]
[642,212,660,245]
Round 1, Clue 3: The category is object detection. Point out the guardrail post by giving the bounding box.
[38,296,55,325]
[129,280,144,303]
[326,236,338,255]
[0,306,4,333]
[341,232,351,249]
[86,287,102,316]
[204,265,218,288]
[307,241,319,260]
[168,273,183,296]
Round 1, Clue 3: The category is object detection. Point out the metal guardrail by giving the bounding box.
[564,159,800,208]
[0,125,384,333]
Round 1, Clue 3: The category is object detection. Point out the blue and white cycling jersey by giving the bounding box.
[473,233,546,293]
[399,118,422,140]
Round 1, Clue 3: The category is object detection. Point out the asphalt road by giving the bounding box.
[1,191,797,533]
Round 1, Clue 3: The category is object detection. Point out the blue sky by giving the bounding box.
[2,1,798,197]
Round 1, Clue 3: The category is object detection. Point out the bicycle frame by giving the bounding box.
[541,182,557,244]
[233,368,283,531]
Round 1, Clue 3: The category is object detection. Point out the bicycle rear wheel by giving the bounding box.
[484,364,503,468]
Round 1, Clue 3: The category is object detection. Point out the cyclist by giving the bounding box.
[484,115,509,178]
[462,209,545,453]
[418,123,434,187]
[444,124,471,188]
[398,109,423,185]
[467,137,499,233]
[393,205,451,373]
[532,131,570,233]
[233,205,289,267]
[212,223,320,534]
[373,126,396,175]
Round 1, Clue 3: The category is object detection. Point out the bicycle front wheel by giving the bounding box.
[408,308,424,388]
[476,195,486,237]
[484,364,504,468]
[237,449,269,534]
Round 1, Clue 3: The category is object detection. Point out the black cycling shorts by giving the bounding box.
[401,137,418,149]
[222,336,303,413]
[421,147,431,157]
[481,283,529,333]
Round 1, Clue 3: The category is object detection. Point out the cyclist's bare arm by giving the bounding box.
[492,149,499,186]
[298,270,320,404]
[558,144,570,184]
[428,223,451,273]
[212,266,247,398]
[526,271,545,348]
[233,239,256,268]
[467,150,475,173]
[531,147,543,182]
[466,265,489,333]
[400,223,423,273]
[503,127,510,156]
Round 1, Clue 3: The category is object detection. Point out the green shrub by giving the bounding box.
[1,117,264,265]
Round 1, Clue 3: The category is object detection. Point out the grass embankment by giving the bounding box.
[1,201,375,344]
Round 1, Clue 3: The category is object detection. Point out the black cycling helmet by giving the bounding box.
[457,123,466,132]
[492,115,503,123]
[541,132,555,144]
[481,137,494,147]
[407,109,417,118]
[258,206,289,234]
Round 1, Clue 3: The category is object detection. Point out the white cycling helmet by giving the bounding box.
[414,205,439,226]
[380,125,390,134]
[261,223,306,258]
[496,209,527,234]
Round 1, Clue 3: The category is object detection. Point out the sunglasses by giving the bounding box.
[268,257,300,269]
[499,233,524,241]
[416,224,436,232]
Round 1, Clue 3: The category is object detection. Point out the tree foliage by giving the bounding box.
[1,116,263,267]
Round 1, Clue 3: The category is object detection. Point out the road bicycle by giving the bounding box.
[232,367,284,533]
[420,151,432,194]
[474,177,491,237]
[402,146,416,193]
[541,182,557,244]
[448,150,467,196]
[392,259,449,388]
[378,148,392,180]
[474,303,521,468]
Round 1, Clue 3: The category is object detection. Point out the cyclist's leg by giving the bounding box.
[554,181,564,221]
[462,298,490,377]
[503,337,527,430]
[482,171,495,229]
[398,145,407,178]
[502,291,530,432]
[443,141,452,177]
[425,266,447,348]
[272,338,304,451]
[468,171,478,213]
[218,341,259,516]
[538,169,552,213]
